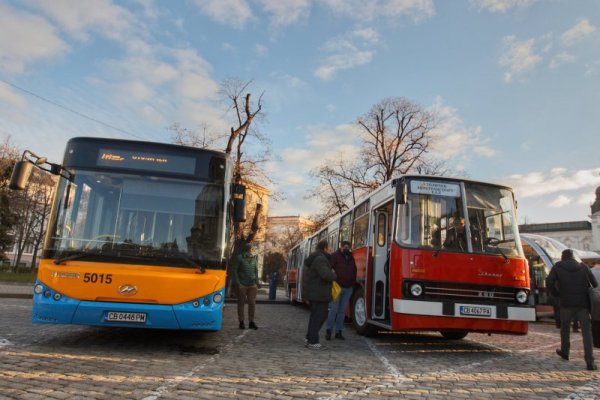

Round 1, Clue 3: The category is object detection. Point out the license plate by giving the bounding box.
[459,305,492,317]
[105,311,147,323]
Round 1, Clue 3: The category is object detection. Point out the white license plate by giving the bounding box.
[459,305,492,317]
[105,311,147,323]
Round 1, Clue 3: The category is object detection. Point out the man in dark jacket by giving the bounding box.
[302,239,336,350]
[546,249,598,370]
[325,240,357,340]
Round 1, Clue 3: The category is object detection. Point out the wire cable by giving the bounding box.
[0,78,147,140]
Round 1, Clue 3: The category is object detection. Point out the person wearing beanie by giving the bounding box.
[546,249,598,370]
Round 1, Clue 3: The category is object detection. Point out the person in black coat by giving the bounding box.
[546,249,598,370]
[302,239,336,350]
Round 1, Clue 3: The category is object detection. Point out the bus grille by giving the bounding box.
[420,282,519,304]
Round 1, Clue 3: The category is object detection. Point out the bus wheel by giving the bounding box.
[352,287,377,337]
[440,331,468,340]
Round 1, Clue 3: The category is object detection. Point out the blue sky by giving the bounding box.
[1,0,599,223]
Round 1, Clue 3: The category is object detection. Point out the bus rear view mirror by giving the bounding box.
[9,161,33,190]
[396,183,408,205]
[232,183,246,223]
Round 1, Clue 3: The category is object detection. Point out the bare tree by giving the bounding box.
[309,97,442,223]
[0,136,19,261]
[168,122,226,149]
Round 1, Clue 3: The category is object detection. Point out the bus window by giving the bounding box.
[352,201,370,248]
[329,230,339,250]
[339,212,352,244]
[377,213,386,247]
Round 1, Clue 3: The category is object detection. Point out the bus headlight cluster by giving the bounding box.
[410,283,423,297]
[515,290,528,304]
[34,284,44,295]
[213,293,223,303]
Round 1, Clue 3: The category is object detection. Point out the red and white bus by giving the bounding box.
[286,175,535,338]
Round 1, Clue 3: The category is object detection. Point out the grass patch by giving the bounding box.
[0,271,37,283]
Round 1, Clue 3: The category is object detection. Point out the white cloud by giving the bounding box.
[499,36,542,82]
[0,2,69,74]
[549,52,576,69]
[548,195,572,208]
[561,18,597,47]
[428,98,495,161]
[0,82,27,108]
[471,0,537,13]
[193,0,253,28]
[222,43,236,52]
[27,0,139,42]
[255,44,268,56]
[577,192,595,206]
[352,28,379,44]
[257,0,311,28]
[323,0,435,23]
[507,168,600,198]
[315,29,379,80]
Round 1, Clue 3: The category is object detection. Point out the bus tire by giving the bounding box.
[352,287,377,337]
[440,331,468,340]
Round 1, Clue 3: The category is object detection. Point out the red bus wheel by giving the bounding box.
[440,331,468,340]
[352,287,377,337]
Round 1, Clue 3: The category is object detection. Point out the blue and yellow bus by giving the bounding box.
[11,137,244,330]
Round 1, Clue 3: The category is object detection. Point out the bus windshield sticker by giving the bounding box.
[410,181,460,197]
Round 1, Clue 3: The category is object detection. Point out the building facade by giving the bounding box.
[519,186,600,252]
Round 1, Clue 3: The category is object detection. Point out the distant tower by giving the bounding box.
[592,186,600,252]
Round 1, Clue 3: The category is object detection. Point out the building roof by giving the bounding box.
[519,220,591,233]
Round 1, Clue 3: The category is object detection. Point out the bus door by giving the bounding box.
[371,202,392,320]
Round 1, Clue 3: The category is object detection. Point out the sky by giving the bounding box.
[1,0,599,224]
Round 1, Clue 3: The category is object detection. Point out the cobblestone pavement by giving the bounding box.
[1,298,598,400]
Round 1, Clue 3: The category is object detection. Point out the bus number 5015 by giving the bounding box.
[83,273,113,284]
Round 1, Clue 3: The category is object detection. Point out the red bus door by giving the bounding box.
[372,205,390,321]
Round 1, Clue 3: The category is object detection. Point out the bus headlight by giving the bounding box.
[515,290,528,304]
[34,284,44,294]
[410,283,423,297]
[213,293,223,303]
[203,297,211,306]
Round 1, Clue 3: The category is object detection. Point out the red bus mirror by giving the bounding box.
[9,161,33,190]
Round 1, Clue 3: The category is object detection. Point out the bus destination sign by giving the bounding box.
[97,148,196,175]
[410,180,460,197]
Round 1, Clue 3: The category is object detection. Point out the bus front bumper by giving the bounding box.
[31,282,224,330]
[393,299,536,322]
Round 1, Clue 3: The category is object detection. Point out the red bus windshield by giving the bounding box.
[395,179,523,258]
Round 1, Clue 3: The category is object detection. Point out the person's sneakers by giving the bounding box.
[306,343,327,350]
[556,349,569,360]
[248,321,258,330]
[586,362,598,371]
[325,330,332,341]
[239,321,245,329]
[335,332,345,340]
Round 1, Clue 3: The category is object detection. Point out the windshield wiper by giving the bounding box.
[165,255,206,273]
[54,252,98,265]
[485,238,509,262]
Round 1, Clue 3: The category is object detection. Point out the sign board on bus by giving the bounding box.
[410,180,460,197]
[97,148,196,175]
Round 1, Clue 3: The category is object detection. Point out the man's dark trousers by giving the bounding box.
[307,301,329,344]
[560,307,595,365]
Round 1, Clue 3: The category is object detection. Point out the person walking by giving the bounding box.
[234,243,259,330]
[591,262,600,348]
[326,240,357,341]
[302,239,336,350]
[546,249,598,370]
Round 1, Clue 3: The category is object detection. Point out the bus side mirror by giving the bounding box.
[232,183,246,223]
[9,161,33,190]
[396,183,408,205]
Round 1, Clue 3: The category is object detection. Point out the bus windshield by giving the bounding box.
[47,169,226,268]
[396,179,522,257]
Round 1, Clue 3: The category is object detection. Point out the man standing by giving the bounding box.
[546,249,598,370]
[302,240,336,350]
[235,243,259,330]
[326,241,357,340]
